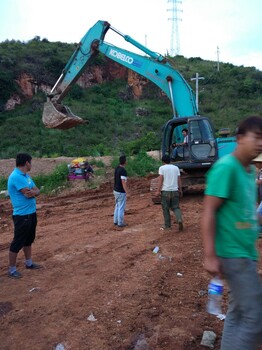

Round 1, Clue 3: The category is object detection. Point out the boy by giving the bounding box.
[202,116,262,349]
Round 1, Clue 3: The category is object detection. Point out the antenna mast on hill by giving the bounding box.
[167,0,182,56]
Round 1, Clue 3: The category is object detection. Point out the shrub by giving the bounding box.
[33,163,69,194]
[111,151,161,177]
[0,176,7,191]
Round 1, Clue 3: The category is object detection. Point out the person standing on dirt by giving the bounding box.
[156,154,183,231]
[201,116,262,349]
[7,153,42,279]
[113,155,128,227]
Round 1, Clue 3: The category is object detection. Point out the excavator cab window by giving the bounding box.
[189,119,217,160]
[170,125,189,160]
[190,119,214,141]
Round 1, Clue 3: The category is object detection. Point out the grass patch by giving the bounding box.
[34,163,69,194]
[0,164,69,194]
[0,176,8,191]
[0,154,160,195]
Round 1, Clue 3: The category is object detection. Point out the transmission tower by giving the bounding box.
[167,0,182,56]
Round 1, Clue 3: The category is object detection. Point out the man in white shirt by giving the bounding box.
[156,155,184,231]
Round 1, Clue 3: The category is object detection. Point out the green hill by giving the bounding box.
[0,38,261,159]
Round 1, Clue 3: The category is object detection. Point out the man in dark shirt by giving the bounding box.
[113,155,128,227]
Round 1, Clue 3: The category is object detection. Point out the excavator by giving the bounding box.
[42,20,236,194]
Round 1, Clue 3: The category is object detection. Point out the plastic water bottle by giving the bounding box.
[206,277,224,315]
[152,246,159,254]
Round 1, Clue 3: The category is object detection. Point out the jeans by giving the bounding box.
[257,201,262,215]
[172,146,189,159]
[172,146,182,159]
[257,202,262,232]
[113,191,126,226]
[161,191,182,228]
[220,258,262,350]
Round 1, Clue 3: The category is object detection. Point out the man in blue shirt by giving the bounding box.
[7,153,41,278]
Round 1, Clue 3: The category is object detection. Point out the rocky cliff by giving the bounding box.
[5,58,151,110]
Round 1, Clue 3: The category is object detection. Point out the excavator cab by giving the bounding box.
[151,116,217,202]
[162,116,218,173]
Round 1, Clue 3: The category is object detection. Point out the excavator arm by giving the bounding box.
[43,20,198,129]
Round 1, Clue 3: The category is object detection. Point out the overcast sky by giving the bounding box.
[1,0,262,70]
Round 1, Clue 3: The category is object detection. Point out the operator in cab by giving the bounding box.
[171,128,189,159]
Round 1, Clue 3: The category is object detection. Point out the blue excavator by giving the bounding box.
[42,20,236,190]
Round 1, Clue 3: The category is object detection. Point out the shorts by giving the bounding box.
[10,213,37,253]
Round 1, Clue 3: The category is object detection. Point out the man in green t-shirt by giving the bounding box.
[202,116,262,350]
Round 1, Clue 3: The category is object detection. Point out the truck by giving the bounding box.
[42,20,236,193]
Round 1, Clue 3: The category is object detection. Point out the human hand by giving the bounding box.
[23,189,35,198]
[203,255,222,278]
[23,188,40,198]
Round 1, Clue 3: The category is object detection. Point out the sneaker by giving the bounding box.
[8,270,22,279]
[26,263,42,269]
[178,222,184,231]
[118,223,128,227]
[114,223,118,226]
[160,225,171,230]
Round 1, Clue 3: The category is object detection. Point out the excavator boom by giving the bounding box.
[43,21,110,129]
[43,20,197,129]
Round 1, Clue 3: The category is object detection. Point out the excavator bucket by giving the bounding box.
[42,101,88,130]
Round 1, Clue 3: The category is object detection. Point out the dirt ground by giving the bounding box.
[1,158,262,350]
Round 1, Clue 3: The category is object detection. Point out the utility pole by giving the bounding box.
[191,73,204,111]
[216,46,220,72]
[167,0,182,56]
